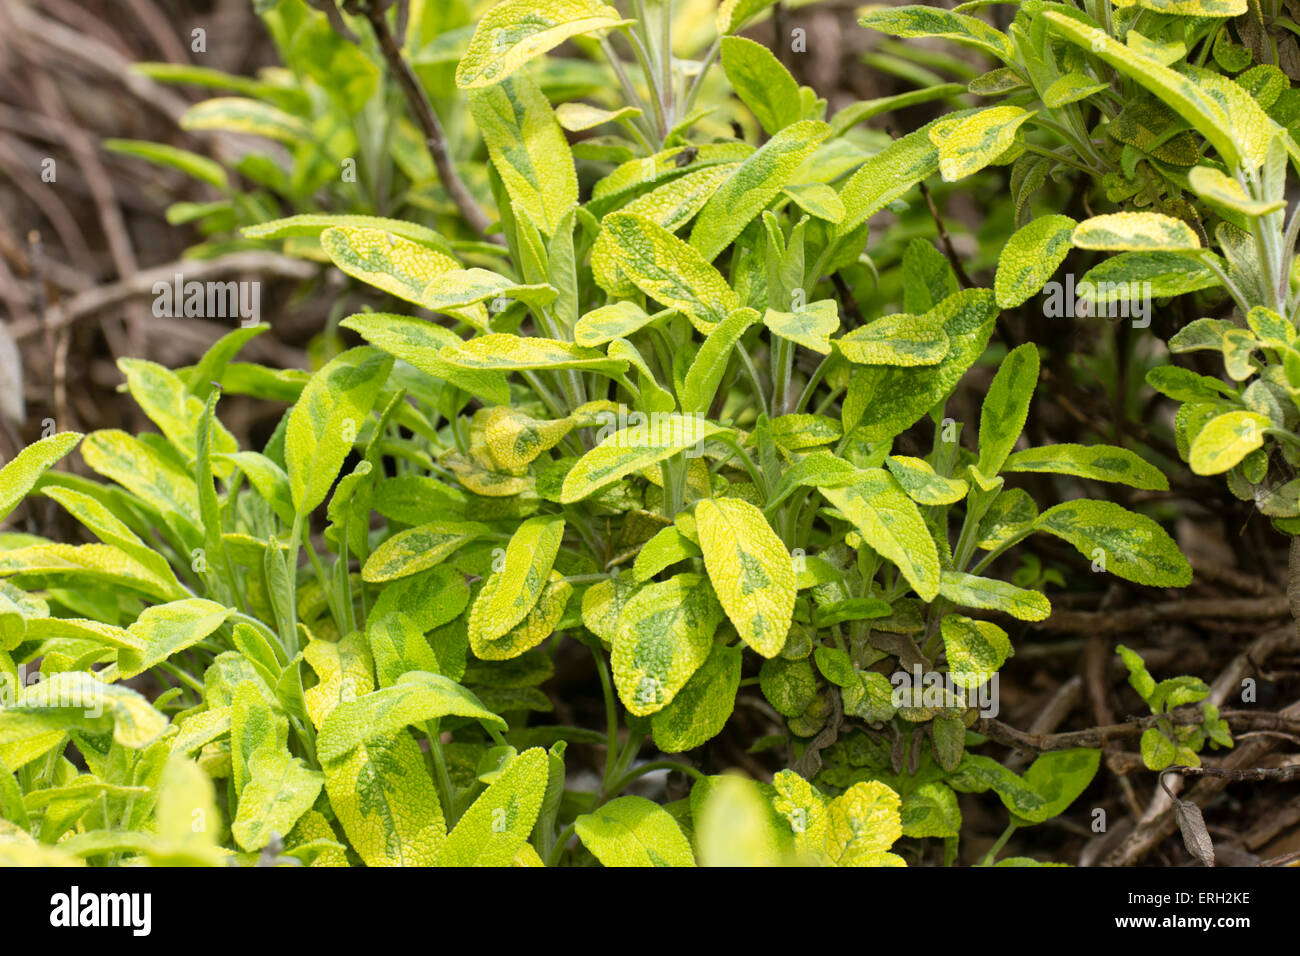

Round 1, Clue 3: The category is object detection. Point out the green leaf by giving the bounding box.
[180,97,308,143]
[1189,411,1270,475]
[243,214,454,254]
[1043,13,1248,169]
[324,731,445,867]
[682,308,760,414]
[576,794,697,866]
[975,342,1039,481]
[720,36,802,135]
[845,289,998,442]
[1140,726,1176,770]
[1042,73,1110,108]
[317,671,506,765]
[934,106,1033,182]
[303,632,374,731]
[939,570,1050,622]
[995,215,1075,308]
[836,120,947,236]
[837,313,949,367]
[695,775,786,865]
[0,432,82,524]
[597,213,740,334]
[689,120,831,262]
[574,302,657,347]
[940,613,1012,688]
[697,497,796,658]
[455,0,631,89]
[1015,749,1100,824]
[1002,444,1170,490]
[1117,643,1157,703]
[782,184,845,223]
[362,520,489,583]
[763,300,840,355]
[651,643,742,753]
[103,138,227,190]
[231,746,325,852]
[118,598,232,680]
[717,0,779,33]
[469,72,577,235]
[1079,251,1222,301]
[859,5,1014,61]
[901,782,962,839]
[611,574,725,717]
[1034,499,1192,587]
[824,780,906,867]
[340,313,509,404]
[473,515,565,641]
[1188,165,1286,216]
[1072,212,1201,252]
[285,347,394,517]
[440,747,549,865]
[819,468,941,601]
[884,456,968,505]
[561,413,731,503]
[3,672,168,753]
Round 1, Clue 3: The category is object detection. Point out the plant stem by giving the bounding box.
[424,720,459,827]
[978,821,1018,866]
[358,0,497,241]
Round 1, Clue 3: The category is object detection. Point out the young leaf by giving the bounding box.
[285,347,394,517]
[599,213,740,334]
[455,0,631,89]
[231,746,325,852]
[995,215,1075,308]
[824,780,906,867]
[0,432,82,524]
[1034,500,1192,587]
[819,468,941,601]
[763,300,840,355]
[469,72,578,235]
[681,308,760,414]
[689,120,832,262]
[1015,749,1100,824]
[696,497,796,658]
[1188,411,1270,475]
[975,342,1039,482]
[574,301,657,347]
[575,795,696,867]
[561,414,731,503]
[720,36,802,135]
[469,571,572,661]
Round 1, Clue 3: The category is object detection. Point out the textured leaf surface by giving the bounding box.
[440,747,548,865]
[838,313,949,367]
[819,469,941,600]
[884,456,968,505]
[764,300,839,355]
[286,347,393,516]
[720,36,802,135]
[1002,444,1169,490]
[231,746,325,851]
[941,613,1012,689]
[1034,499,1191,587]
[561,414,730,503]
[1189,411,1269,475]
[612,574,724,716]
[599,214,740,334]
[324,731,444,867]
[650,643,741,752]
[456,0,630,89]
[975,342,1038,481]
[0,432,82,525]
[689,120,831,261]
[859,5,1013,61]
[119,599,232,680]
[824,780,906,867]
[939,570,1050,622]
[1072,213,1200,252]
[696,498,794,657]
[575,795,696,866]
[995,215,1075,308]
[934,106,1032,181]
[469,72,577,234]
